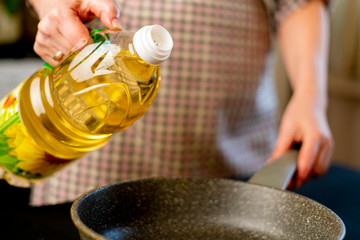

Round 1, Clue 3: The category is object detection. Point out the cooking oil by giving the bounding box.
[0,25,173,186]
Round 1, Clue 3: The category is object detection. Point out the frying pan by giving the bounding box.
[71,150,346,239]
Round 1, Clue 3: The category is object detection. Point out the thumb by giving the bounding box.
[268,129,294,163]
[81,0,121,30]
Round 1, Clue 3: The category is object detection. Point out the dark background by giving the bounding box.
[0,0,38,59]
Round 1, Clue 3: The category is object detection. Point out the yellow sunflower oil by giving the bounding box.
[0,25,173,187]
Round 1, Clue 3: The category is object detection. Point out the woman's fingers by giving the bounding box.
[80,0,121,29]
[309,134,333,178]
[34,31,68,66]
[32,0,121,66]
[295,131,333,188]
[34,8,89,65]
[296,135,320,187]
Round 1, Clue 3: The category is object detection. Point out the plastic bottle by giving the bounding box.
[0,25,173,187]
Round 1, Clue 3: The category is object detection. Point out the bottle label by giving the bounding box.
[0,84,69,181]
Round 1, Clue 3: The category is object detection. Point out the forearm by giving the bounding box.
[278,0,329,110]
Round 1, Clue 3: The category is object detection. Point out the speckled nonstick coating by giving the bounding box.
[71,151,346,240]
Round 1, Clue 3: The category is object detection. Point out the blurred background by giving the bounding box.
[0,0,37,57]
[0,0,43,101]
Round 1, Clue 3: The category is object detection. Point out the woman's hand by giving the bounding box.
[29,0,121,66]
[269,93,334,188]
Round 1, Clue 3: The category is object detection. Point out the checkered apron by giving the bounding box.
[31,0,311,206]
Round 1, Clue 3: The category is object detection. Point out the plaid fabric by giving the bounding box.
[30,0,311,206]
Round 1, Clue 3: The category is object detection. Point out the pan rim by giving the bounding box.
[71,185,109,240]
[71,176,346,240]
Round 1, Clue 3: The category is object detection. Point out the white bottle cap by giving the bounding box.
[132,25,173,65]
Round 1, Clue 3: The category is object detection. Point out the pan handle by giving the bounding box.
[248,149,298,190]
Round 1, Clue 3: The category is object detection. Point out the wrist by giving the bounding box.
[292,85,328,112]
[291,65,328,109]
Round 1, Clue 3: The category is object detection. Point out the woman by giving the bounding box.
[26,0,333,206]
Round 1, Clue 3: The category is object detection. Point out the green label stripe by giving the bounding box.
[0,112,20,133]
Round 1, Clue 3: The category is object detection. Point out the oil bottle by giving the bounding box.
[0,25,173,187]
